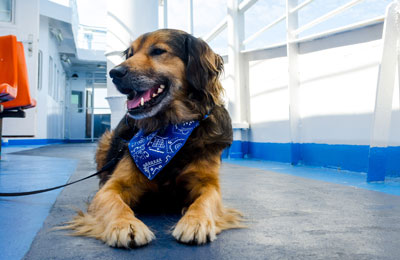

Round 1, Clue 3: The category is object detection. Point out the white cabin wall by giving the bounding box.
[247,56,291,144]
[299,40,381,146]
[38,16,67,139]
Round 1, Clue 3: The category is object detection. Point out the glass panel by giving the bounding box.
[70,94,79,105]
[71,91,83,112]
[0,0,12,23]
[93,108,110,138]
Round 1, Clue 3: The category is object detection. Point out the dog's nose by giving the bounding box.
[109,66,128,79]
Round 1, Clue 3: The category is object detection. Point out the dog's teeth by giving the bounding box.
[152,93,157,98]
[158,88,163,93]
[141,97,144,106]
[160,84,165,89]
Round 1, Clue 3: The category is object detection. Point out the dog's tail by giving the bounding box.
[215,207,246,231]
[56,210,105,240]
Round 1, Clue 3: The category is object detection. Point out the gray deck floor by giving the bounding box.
[13,143,400,260]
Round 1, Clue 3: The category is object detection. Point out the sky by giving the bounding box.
[76,0,392,55]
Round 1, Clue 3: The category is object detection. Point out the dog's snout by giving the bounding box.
[109,66,128,79]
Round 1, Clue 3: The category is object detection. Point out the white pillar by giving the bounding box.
[367,1,399,181]
[286,0,301,164]
[105,0,159,129]
[227,0,249,158]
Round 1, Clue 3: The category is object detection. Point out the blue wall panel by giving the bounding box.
[301,143,370,172]
[4,139,400,178]
[386,146,400,177]
[225,141,400,178]
[247,142,292,163]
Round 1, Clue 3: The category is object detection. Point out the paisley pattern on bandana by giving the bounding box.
[128,120,200,180]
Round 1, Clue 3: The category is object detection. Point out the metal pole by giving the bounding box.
[188,0,194,34]
[286,0,301,165]
[91,76,95,142]
[163,0,168,28]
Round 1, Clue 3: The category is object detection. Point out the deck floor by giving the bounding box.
[1,143,400,260]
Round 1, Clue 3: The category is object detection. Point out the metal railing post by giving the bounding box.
[367,1,400,182]
[188,0,194,34]
[286,0,301,165]
[227,0,248,158]
[163,0,168,28]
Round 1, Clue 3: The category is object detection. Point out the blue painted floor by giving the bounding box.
[2,144,400,259]
[224,158,400,196]
[0,146,78,260]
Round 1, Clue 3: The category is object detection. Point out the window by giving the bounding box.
[0,0,13,23]
[56,69,60,101]
[37,50,43,90]
[48,56,53,96]
[71,91,83,113]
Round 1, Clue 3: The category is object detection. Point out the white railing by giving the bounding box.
[242,14,286,46]
[202,18,227,43]
[198,0,396,175]
[77,24,107,51]
[201,0,384,48]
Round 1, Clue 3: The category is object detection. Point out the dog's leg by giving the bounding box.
[172,155,243,244]
[95,130,113,170]
[67,156,155,248]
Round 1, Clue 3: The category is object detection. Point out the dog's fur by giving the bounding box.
[65,29,242,248]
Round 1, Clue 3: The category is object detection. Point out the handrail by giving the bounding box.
[243,15,286,46]
[242,0,316,46]
[290,15,385,44]
[202,17,228,43]
[201,0,374,48]
[241,15,384,54]
[104,50,123,57]
[294,0,365,35]
[201,0,381,51]
[238,0,259,13]
[289,0,314,14]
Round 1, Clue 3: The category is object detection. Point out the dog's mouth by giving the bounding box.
[126,82,170,117]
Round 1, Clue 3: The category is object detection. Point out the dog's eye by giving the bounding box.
[123,48,133,60]
[150,48,167,56]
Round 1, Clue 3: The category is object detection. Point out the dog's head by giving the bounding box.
[109,29,224,128]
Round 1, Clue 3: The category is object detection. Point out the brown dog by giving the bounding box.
[66,29,242,248]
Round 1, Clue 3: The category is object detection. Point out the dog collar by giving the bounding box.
[128,119,201,180]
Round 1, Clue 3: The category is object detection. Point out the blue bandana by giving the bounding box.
[128,120,201,180]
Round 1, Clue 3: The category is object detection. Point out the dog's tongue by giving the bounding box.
[127,87,157,109]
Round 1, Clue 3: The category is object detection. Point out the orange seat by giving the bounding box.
[0,35,18,102]
[2,40,36,109]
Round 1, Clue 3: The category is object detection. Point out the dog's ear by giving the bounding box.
[185,35,224,106]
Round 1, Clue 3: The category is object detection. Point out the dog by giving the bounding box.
[66,29,242,248]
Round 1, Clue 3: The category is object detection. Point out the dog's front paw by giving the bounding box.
[104,218,155,248]
[172,213,216,244]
